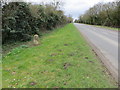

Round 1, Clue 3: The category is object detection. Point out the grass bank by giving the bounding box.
[94,25,119,31]
[81,23,119,31]
[2,24,117,88]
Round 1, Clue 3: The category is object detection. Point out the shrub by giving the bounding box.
[2,2,69,44]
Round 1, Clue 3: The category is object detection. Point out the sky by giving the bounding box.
[25,0,115,20]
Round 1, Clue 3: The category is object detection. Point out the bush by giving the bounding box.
[2,2,69,44]
[78,1,119,27]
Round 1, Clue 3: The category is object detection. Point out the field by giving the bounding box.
[2,24,117,88]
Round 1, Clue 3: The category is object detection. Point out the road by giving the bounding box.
[74,23,118,81]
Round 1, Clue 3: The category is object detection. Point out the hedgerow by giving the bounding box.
[2,2,72,44]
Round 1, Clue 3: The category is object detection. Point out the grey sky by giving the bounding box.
[63,0,115,19]
[26,0,115,19]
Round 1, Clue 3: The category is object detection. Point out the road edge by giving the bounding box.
[74,24,118,83]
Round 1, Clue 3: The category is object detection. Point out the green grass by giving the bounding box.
[94,25,119,31]
[81,23,119,31]
[2,41,30,56]
[0,54,1,89]
[2,24,117,88]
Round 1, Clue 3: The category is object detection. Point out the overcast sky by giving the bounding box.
[25,0,115,20]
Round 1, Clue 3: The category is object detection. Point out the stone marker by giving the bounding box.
[33,34,39,45]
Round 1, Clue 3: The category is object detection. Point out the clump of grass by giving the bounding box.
[20,45,29,48]
[95,25,118,31]
[2,24,117,88]
[2,41,30,56]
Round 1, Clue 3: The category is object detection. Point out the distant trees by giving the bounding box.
[67,16,73,23]
[2,1,70,44]
[76,1,120,28]
[74,19,80,23]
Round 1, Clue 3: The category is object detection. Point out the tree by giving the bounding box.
[78,1,119,27]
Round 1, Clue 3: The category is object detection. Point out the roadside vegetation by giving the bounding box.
[75,1,120,28]
[94,25,119,31]
[2,24,117,88]
[2,1,73,44]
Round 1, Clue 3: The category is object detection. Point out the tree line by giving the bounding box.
[2,1,73,44]
[75,1,120,28]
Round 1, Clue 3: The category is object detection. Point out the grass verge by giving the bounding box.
[94,25,119,31]
[2,24,117,88]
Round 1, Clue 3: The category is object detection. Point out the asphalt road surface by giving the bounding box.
[74,23,118,81]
